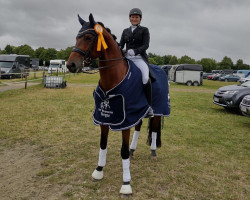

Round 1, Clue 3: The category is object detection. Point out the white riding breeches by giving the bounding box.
[126,54,149,84]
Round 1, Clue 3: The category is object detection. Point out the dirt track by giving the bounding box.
[0,142,71,200]
[0,81,40,92]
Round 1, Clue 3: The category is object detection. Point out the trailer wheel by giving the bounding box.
[186,81,192,86]
[193,81,199,86]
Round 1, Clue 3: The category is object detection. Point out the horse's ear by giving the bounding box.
[78,14,85,26]
[89,13,96,27]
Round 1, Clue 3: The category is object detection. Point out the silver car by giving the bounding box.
[240,95,250,117]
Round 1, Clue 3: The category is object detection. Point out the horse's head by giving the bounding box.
[67,14,109,73]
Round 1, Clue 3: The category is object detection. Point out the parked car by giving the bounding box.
[240,95,250,117]
[219,74,240,82]
[213,81,250,114]
[203,72,213,79]
[207,74,214,80]
[239,77,250,84]
[212,73,224,80]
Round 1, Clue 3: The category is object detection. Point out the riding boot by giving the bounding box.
[143,79,154,118]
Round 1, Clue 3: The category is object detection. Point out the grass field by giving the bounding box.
[0,75,249,200]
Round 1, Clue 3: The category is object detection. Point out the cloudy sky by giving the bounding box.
[0,0,250,64]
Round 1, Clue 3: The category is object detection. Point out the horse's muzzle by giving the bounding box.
[67,61,77,73]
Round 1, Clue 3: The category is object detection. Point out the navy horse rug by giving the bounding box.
[93,59,170,131]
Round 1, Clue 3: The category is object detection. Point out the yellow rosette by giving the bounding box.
[94,24,108,51]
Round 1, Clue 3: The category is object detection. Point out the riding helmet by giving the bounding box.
[129,8,142,18]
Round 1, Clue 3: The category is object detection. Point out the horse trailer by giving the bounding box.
[48,59,68,73]
[170,64,203,86]
[0,54,30,78]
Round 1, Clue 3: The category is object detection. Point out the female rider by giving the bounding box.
[119,8,153,117]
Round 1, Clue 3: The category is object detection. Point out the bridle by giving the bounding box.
[72,27,125,70]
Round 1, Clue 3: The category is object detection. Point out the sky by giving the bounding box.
[0,0,250,64]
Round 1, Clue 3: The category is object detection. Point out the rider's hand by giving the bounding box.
[128,49,135,56]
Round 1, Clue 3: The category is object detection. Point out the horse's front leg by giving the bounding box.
[129,120,143,158]
[120,129,132,195]
[92,125,109,181]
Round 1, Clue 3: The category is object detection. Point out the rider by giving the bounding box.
[119,8,153,117]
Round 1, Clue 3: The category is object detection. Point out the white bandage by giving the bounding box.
[122,159,131,182]
[98,148,107,167]
[150,132,157,150]
[130,131,140,150]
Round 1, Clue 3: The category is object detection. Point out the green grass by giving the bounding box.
[0,74,249,200]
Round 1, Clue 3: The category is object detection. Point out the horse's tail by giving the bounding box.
[146,117,162,148]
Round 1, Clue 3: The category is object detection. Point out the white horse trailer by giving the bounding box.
[48,60,68,73]
[174,64,203,86]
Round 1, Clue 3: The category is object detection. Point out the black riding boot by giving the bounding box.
[143,79,154,118]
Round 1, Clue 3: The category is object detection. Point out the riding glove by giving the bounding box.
[127,49,135,56]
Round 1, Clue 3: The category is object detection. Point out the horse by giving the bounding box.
[66,13,170,196]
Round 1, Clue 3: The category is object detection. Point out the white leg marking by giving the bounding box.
[130,131,140,150]
[122,159,131,182]
[150,132,157,150]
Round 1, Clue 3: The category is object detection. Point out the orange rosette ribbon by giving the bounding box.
[94,24,108,51]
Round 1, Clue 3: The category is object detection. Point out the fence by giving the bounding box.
[0,68,73,90]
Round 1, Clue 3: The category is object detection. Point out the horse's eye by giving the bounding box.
[85,36,92,41]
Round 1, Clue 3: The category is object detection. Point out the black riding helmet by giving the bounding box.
[129,8,142,18]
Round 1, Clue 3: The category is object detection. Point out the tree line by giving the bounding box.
[0,44,249,72]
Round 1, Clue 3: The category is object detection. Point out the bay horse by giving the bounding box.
[67,14,170,196]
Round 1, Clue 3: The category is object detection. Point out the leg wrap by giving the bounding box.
[150,132,157,150]
[98,148,107,167]
[122,159,131,182]
[130,131,140,150]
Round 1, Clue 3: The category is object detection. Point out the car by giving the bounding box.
[219,74,240,82]
[203,72,213,79]
[213,81,250,114]
[240,95,250,116]
[239,77,250,84]
[207,74,214,80]
[212,73,224,80]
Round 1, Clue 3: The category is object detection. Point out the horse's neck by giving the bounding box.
[99,40,128,91]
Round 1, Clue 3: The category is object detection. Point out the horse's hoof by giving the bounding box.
[92,169,103,181]
[120,184,132,195]
[151,150,157,161]
[120,194,132,199]
[151,155,158,161]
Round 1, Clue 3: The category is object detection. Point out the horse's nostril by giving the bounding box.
[67,62,77,73]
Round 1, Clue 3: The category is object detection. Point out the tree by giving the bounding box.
[39,48,57,66]
[219,56,233,69]
[169,56,178,65]
[162,55,172,65]
[234,59,250,70]
[198,58,217,72]
[4,44,15,54]
[15,44,35,58]
[178,55,196,64]
[148,57,157,65]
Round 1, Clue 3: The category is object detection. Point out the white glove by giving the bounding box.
[127,49,135,56]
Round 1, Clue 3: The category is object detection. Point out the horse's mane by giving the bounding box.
[97,21,125,57]
[97,22,117,41]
